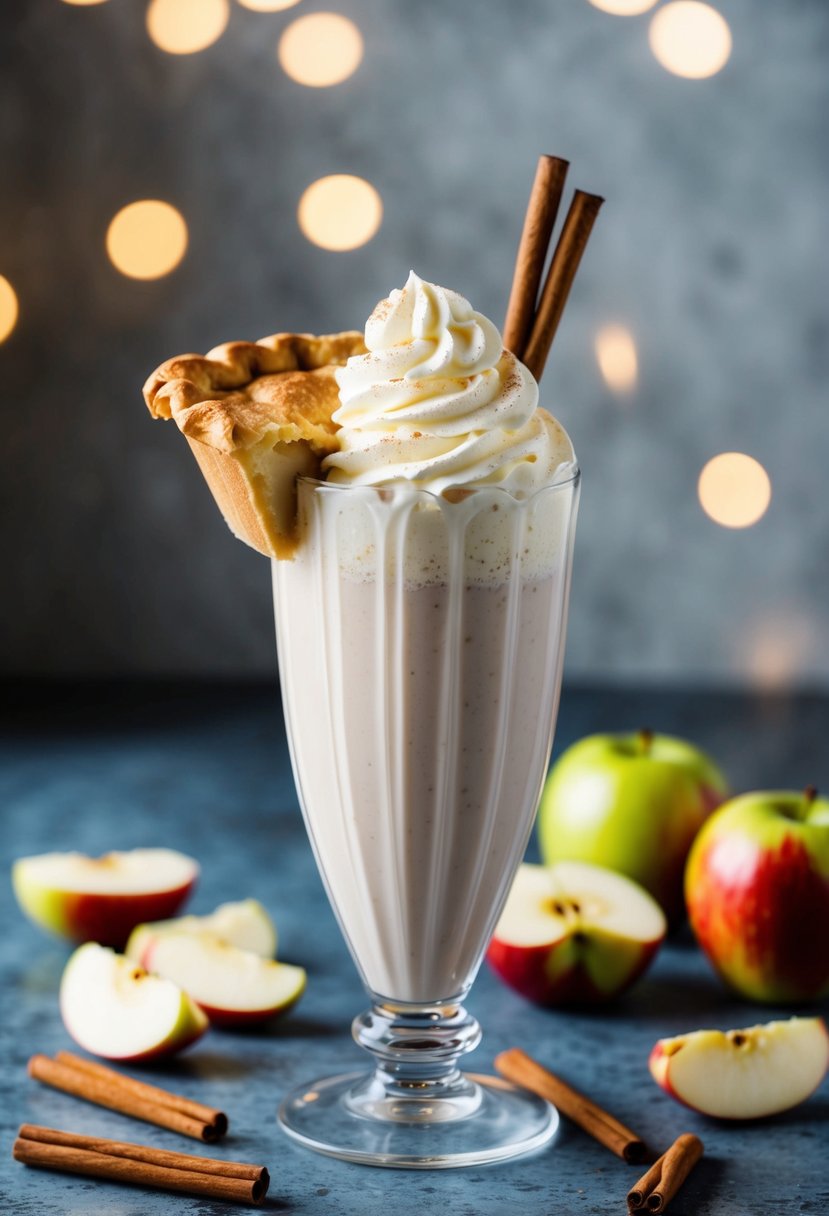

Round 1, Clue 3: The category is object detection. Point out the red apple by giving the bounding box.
[487,861,666,1005]
[60,943,208,1061]
[649,1017,829,1119]
[12,849,199,949]
[143,932,306,1026]
[685,788,829,1002]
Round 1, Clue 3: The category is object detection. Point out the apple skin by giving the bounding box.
[26,885,197,951]
[685,790,829,1003]
[486,861,667,1006]
[487,931,662,1007]
[538,732,727,925]
[12,853,198,949]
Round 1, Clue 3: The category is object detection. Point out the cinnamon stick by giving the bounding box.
[495,1048,648,1163]
[522,189,604,382]
[503,154,570,361]
[55,1051,227,1136]
[18,1125,265,1185]
[28,1055,218,1142]
[628,1133,703,1213]
[13,1137,266,1205]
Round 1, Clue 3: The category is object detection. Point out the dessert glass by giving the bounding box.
[272,469,579,1167]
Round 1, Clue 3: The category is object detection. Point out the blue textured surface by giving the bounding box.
[1,683,827,1215]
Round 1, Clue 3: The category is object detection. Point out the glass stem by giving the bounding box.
[348,1000,483,1121]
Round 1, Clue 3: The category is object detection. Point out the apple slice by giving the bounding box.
[60,942,208,1061]
[12,849,198,949]
[649,1017,829,1119]
[487,861,666,1005]
[126,899,276,969]
[144,932,306,1027]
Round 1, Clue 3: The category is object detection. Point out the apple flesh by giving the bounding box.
[649,1017,829,1119]
[685,789,829,1003]
[126,899,276,968]
[12,849,198,949]
[487,861,666,1005]
[143,932,306,1027]
[60,942,208,1061]
[538,732,727,925]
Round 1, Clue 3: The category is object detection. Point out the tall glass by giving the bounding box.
[273,469,579,1167]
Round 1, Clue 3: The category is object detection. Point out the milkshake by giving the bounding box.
[143,267,583,1167]
[272,274,579,1163]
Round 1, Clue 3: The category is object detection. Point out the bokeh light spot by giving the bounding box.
[595,325,638,394]
[742,615,817,691]
[698,453,771,529]
[237,0,300,9]
[61,0,110,6]
[106,200,189,280]
[298,176,382,252]
[279,13,363,87]
[147,0,229,55]
[649,2,732,79]
[0,276,19,344]
[587,0,658,15]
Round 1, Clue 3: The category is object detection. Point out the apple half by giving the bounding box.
[487,861,666,1005]
[144,932,306,1027]
[649,1017,829,1119]
[12,848,198,949]
[60,943,208,1061]
[126,899,277,968]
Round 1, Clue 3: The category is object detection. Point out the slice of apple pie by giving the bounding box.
[144,331,365,558]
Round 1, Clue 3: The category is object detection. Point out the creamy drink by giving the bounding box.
[274,274,576,1004]
[142,149,602,1166]
[272,273,579,1163]
[276,548,571,1003]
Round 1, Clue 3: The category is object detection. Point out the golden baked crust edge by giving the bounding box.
[143,330,366,452]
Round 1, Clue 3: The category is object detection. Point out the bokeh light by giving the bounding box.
[698,453,771,529]
[298,176,382,251]
[279,13,363,87]
[741,614,817,691]
[595,325,638,393]
[106,200,189,280]
[587,0,658,15]
[649,2,732,79]
[237,0,300,9]
[0,276,19,344]
[147,0,230,55]
[61,0,110,6]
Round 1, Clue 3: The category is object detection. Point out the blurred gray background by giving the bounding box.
[1,0,827,686]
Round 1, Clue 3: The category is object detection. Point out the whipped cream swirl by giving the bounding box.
[324,271,575,494]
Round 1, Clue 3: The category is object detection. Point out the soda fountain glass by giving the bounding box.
[273,470,579,1167]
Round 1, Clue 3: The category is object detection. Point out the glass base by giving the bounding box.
[278,1070,558,1168]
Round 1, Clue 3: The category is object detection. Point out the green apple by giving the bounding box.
[538,732,727,924]
[685,788,829,1002]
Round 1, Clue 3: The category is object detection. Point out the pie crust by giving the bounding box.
[144,331,365,558]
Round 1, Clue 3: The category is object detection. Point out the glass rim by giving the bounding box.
[297,465,580,504]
